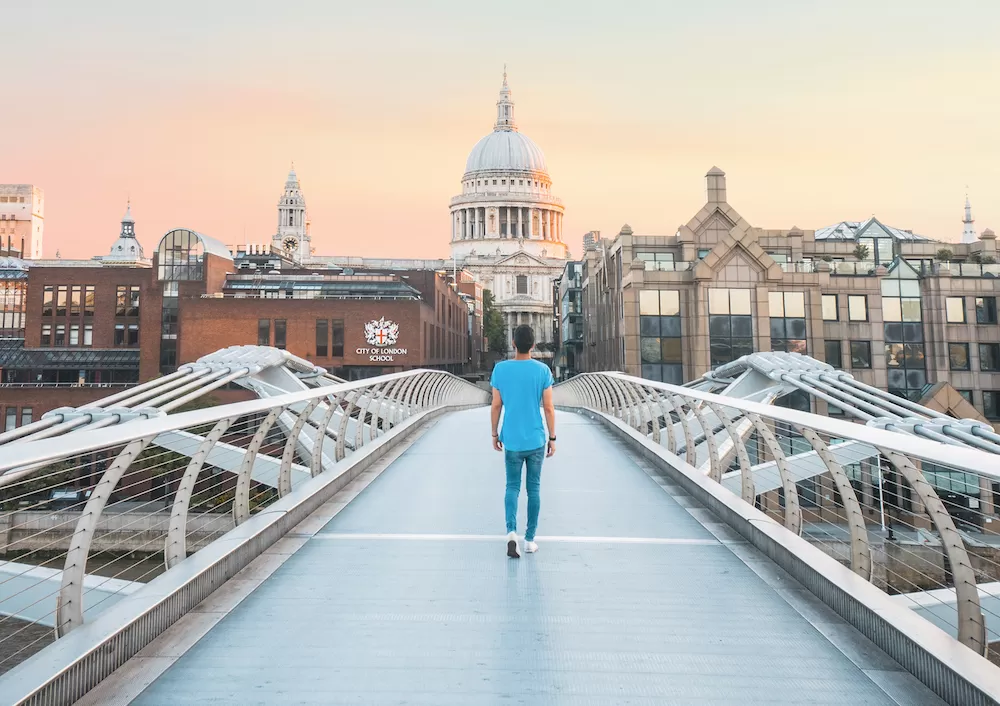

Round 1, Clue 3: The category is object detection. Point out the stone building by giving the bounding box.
[447,71,568,357]
[581,167,1000,426]
[0,184,44,259]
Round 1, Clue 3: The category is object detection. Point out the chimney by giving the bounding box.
[706,166,727,204]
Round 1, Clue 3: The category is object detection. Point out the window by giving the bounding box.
[316,319,329,357]
[332,320,344,356]
[821,294,838,321]
[847,295,868,321]
[128,286,140,316]
[976,297,997,324]
[957,390,973,405]
[769,291,807,354]
[54,324,65,346]
[881,278,925,400]
[708,288,752,367]
[114,323,125,346]
[4,408,15,432]
[980,343,1000,372]
[946,297,966,323]
[850,341,872,369]
[257,319,270,346]
[157,229,206,281]
[116,286,127,316]
[274,320,287,349]
[42,286,54,316]
[70,286,82,316]
[824,340,842,369]
[83,324,93,346]
[697,249,710,259]
[84,286,95,316]
[127,324,139,346]
[986,392,1000,420]
[69,324,79,346]
[20,408,31,427]
[949,343,970,371]
[56,286,67,317]
[41,324,51,346]
[516,275,527,295]
[639,290,683,384]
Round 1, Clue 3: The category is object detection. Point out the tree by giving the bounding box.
[969,252,983,264]
[482,289,507,355]
[935,248,954,262]
[852,243,870,262]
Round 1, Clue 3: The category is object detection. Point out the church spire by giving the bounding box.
[121,200,135,237]
[962,194,977,244]
[494,66,516,132]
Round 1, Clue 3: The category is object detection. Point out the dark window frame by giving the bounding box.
[331,320,344,357]
[980,342,1000,372]
[850,340,872,369]
[316,319,329,357]
[948,342,971,371]
[257,319,271,346]
[274,320,287,350]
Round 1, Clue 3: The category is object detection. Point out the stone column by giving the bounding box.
[557,213,563,242]
[468,208,475,238]
[517,208,523,240]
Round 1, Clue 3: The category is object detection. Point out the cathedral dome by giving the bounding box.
[465,130,547,175]
[462,71,549,178]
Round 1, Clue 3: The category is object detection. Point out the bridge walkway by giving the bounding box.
[96,408,945,705]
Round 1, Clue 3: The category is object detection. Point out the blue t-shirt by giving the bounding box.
[490,359,553,452]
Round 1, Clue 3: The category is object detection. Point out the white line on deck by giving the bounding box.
[312,533,719,545]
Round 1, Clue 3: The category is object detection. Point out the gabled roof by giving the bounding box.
[815,217,931,242]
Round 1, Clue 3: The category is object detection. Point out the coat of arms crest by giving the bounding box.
[364,317,400,347]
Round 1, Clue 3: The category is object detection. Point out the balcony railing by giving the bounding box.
[642,261,693,272]
[778,261,816,273]
[935,262,1000,278]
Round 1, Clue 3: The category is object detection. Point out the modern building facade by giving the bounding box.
[0,184,44,259]
[553,260,583,381]
[581,167,999,427]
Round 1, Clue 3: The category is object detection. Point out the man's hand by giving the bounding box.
[546,440,556,457]
[492,435,503,452]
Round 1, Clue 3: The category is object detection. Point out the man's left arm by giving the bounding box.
[491,387,503,451]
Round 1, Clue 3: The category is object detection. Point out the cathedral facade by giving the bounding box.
[448,72,569,356]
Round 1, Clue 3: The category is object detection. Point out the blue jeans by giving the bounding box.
[505,447,544,541]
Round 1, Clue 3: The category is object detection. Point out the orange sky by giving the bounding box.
[3,1,998,260]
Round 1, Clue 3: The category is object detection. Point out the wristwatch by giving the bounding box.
[549,436,556,441]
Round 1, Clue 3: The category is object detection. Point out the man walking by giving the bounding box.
[490,324,556,558]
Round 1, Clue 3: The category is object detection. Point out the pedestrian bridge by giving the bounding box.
[0,347,997,705]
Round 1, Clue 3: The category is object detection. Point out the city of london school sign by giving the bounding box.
[357,317,408,362]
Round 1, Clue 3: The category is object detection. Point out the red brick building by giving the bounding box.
[0,217,482,422]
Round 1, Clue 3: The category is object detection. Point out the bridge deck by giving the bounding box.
[124,408,942,705]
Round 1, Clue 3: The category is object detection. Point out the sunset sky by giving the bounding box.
[4,1,999,260]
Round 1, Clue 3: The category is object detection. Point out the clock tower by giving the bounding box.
[273,165,311,262]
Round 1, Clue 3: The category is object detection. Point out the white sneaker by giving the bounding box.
[524,540,538,554]
[506,531,520,558]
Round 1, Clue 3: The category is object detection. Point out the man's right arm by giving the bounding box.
[490,387,503,451]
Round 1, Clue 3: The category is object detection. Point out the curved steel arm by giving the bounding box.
[279,400,321,497]
[797,426,871,580]
[708,402,754,503]
[879,448,987,655]
[233,406,285,525]
[57,436,155,636]
[748,413,801,536]
[165,417,236,569]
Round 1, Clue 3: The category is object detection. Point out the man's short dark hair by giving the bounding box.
[513,325,534,354]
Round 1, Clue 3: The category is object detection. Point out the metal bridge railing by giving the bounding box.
[0,368,487,676]
[554,372,1000,660]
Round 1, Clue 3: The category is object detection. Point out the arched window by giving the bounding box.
[156,229,206,281]
[288,213,294,226]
